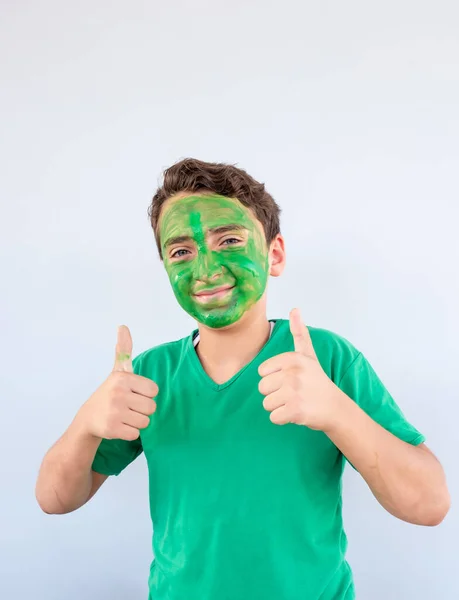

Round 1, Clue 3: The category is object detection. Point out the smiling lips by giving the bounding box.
[193,284,235,303]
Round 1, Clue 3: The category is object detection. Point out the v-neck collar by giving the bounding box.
[186,319,281,392]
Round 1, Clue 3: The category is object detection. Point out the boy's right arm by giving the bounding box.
[35,326,158,515]
[35,420,109,515]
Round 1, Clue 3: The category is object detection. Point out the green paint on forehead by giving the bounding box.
[160,194,269,328]
[160,195,255,243]
[189,210,206,251]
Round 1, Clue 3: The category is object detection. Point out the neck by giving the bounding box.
[195,303,271,385]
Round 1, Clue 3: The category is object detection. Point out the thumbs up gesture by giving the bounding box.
[258,309,339,431]
[77,326,158,441]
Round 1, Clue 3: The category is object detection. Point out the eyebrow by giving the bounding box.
[208,224,248,235]
[163,225,247,249]
[163,235,193,249]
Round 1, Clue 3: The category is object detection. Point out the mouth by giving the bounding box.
[193,284,235,304]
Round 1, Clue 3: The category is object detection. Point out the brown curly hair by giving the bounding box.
[148,158,281,258]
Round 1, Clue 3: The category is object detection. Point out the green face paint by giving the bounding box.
[160,195,269,328]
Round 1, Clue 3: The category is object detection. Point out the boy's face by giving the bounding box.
[159,194,270,329]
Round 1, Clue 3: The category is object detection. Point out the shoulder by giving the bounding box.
[308,325,360,356]
[276,319,362,382]
[132,333,191,378]
[308,326,362,383]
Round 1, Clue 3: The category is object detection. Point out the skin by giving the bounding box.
[159,194,270,328]
[35,326,157,514]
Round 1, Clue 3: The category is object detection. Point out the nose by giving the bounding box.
[194,250,224,282]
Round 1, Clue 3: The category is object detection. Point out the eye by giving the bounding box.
[171,248,191,259]
[221,237,242,246]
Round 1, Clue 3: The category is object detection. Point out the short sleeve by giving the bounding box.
[338,353,425,447]
[91,355,145,476]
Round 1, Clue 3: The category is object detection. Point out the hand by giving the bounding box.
[76,325,158,441]
[258,308,339,431]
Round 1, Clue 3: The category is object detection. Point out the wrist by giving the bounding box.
[71,409,102,447]
[322,385,354,435]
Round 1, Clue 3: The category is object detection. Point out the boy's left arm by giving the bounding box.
[258,309,451,526]
[323,396,450,526]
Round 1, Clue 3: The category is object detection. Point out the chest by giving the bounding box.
[140,374,342,494]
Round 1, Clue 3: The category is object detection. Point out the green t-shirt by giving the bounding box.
[92,319,425,600]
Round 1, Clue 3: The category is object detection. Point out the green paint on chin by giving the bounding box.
[160,195,269,328]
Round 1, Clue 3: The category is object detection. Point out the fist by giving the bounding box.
[77,325,158,441]
[258,308,339,431]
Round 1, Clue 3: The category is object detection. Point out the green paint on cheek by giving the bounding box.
[160,195,269,328]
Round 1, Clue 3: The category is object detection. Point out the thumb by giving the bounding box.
[113,325,134,373]
[289,308,317,358]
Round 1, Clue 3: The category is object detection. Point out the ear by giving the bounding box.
[268,234,286,277]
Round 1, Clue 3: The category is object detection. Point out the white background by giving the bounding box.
[1,1,458,598]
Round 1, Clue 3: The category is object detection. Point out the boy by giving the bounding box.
[36,158,450,600]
